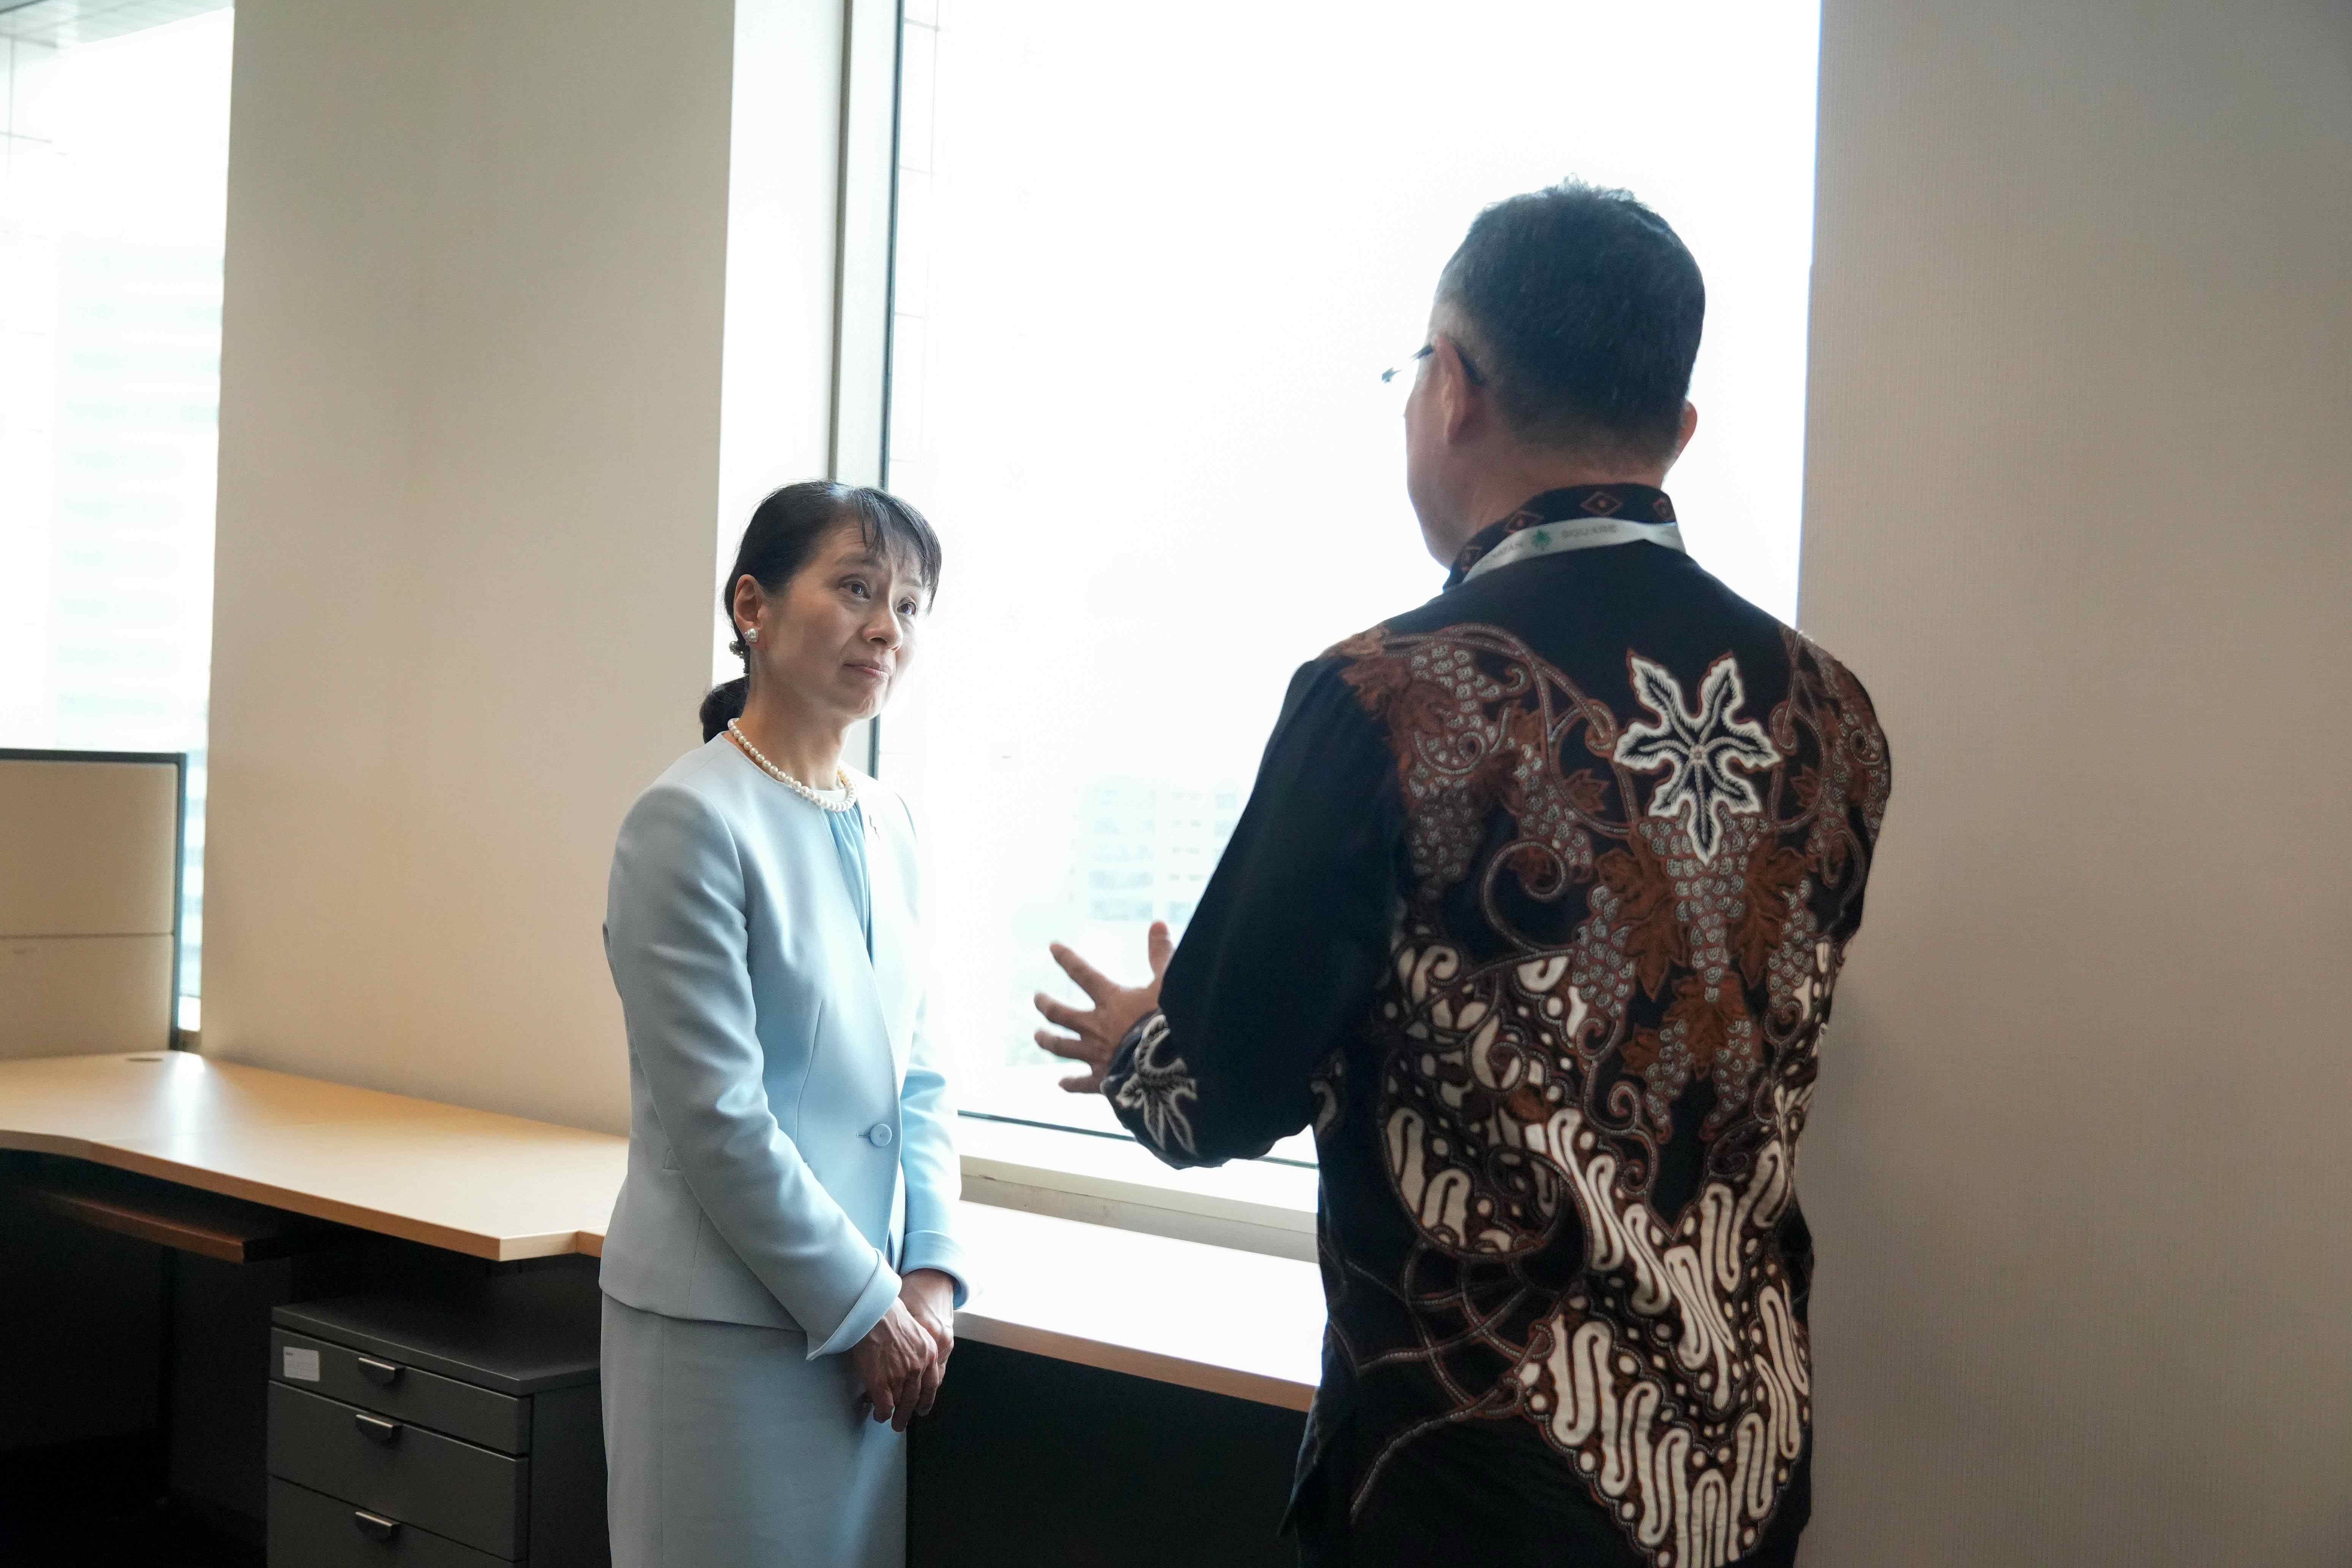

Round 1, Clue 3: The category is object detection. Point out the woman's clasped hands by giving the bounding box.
[850,1268,958,1431]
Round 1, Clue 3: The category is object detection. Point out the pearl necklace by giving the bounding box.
[726,720,858,813]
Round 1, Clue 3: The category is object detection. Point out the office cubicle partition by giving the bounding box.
[0,749,188,1059]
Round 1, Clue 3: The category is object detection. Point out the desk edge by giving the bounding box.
[953,1309,1317,1412]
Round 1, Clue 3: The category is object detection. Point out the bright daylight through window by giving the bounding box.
[877,0,1824,1157]
[0,3,232,1032]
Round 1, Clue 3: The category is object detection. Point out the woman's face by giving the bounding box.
[736,521,929,731]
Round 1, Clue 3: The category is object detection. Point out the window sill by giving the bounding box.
[954,1115,1316,1263]
[950,1201,1322,1409]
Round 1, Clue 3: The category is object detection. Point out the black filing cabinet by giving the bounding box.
[265,1268,609,1567]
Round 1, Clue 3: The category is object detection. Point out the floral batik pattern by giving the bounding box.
[1327,621,1889,1568]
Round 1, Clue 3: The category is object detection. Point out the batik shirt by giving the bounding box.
[1102,485,1892,1568]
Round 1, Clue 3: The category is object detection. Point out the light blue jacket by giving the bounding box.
[599,737,969,1356]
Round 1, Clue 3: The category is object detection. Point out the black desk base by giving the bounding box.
[911,1340,1309,1568]
[0,1154,593,1565]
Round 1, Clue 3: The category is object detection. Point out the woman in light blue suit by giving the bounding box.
[601,482,968,1568]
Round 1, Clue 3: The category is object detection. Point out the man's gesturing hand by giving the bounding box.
[1032,921,1173,1094]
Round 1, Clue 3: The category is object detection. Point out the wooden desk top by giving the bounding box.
[0,1050,627,1259]
[0,1052,1321,1409]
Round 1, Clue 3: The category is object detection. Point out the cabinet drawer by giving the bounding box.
[274,1328,530,1453]
[269,1383,528,1560]
[268,1477,511,1568]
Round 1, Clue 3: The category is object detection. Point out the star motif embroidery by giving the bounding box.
[1613,653,1779,863]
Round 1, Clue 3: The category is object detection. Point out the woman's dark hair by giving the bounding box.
[699,481,943,741]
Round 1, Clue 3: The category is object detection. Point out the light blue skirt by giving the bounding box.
[601,1294,905,1568]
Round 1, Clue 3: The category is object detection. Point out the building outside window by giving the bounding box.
[876,0,1824,1156]
[0,2,232,1033]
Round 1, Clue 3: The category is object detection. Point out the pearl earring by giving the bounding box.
[744,626,759,645]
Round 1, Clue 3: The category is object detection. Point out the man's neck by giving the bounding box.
[1442,459,1670,561]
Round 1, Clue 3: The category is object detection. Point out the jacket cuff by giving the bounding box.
[898,1229,973,1309]
[807,1248,900,1359]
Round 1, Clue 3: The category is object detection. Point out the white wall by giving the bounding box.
[1798,1,2352,1562]
[203,0,841,1131]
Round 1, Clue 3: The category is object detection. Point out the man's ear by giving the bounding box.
[1671,401,1699,463]
[1433,334,1482,445]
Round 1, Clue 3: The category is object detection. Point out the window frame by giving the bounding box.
[832,0,1316,1245]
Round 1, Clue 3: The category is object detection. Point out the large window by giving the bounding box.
[0,3,232,1032]
[877,0,1822,1148]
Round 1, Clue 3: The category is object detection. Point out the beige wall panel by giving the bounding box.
[0,935,175,1058]
[202,0,763,1132]
[0,759,179,936]
[1798,0,2351,1562]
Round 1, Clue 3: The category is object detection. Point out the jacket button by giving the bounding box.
[867,1124,895,1148]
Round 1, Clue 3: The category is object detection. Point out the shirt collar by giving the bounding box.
[1444,484,1678,590]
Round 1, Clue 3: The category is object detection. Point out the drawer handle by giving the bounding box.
[351,1510,401,1544]
[354,1412,403,1445]
[356,1355,404,1387]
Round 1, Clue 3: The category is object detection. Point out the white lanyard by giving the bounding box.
[1459,514,1688,585]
